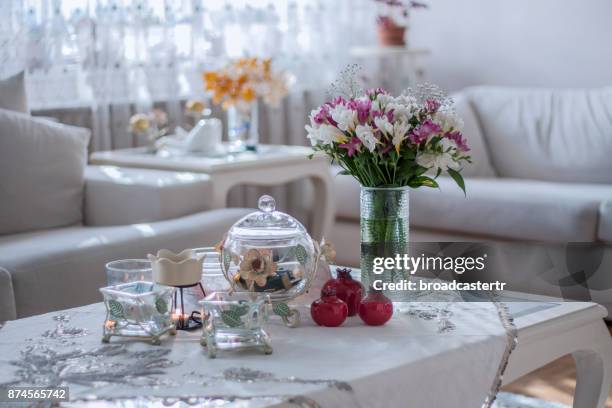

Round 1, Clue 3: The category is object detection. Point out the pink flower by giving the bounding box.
[425,99,441,113]
[379,143,394,154]
[371,110,384,119]
[386,109,394,122]
[445,131,470,152]
[339,136,362,157]
[366,88,388,99]
[409,119,441,144]
[313,106,328,124]
[348,99,372,125]
[328,96,346,108]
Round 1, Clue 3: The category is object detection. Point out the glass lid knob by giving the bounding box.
[258,195,276,213]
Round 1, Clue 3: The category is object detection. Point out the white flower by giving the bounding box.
[330,105,358,132]
[305,125,321,146]
[434,110,464,132]
[392,120,411,152]
[355,124,378,152]
[374,116,394,135]
[319,124,347,144]
[372,93,393,112]
[416,152,460,172]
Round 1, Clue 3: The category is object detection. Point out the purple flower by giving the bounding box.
[366,88,388,99]
[445,131,470,152]
[328,96,346,108]
[313,106,328,124]
[386,109,394,122]
[347,99,372,125]
[425,99,441,113]
[339,136,362,157]
[409,119,441,144]
[379,143,394,154]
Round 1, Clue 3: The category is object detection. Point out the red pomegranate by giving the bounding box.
[322,268,364,316]
[358,289,394,326]
[310,287,348,327]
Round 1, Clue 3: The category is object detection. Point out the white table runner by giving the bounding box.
[0,300,516,408]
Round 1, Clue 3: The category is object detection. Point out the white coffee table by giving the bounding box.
[503,299,612,408]
[90,144,334,239]
[0,290,610,407]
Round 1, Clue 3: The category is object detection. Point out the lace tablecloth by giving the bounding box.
[0,301,516,408]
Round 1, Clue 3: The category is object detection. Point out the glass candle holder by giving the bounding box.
[105,259,152,286]
[100,281,176,345]
[199,292,272,358]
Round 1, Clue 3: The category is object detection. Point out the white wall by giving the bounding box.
[409,0,612,91]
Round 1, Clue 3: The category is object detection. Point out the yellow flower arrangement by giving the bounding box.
[203,58,290,110]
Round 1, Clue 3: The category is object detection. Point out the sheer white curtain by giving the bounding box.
[0,0,383,151]
[1,0,428,221]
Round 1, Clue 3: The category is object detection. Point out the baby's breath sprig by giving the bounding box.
[327,64,365,100]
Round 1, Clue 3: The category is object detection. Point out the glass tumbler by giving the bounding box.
[106,259,152,286]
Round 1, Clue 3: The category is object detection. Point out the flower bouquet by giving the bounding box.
[203,58,291,151]
[306,75,470,294]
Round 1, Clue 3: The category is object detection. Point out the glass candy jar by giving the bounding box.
[199,292,271,358]
[220,195,319,327]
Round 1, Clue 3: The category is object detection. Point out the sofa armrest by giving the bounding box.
[0,267,16,322]
[84,165,212,226]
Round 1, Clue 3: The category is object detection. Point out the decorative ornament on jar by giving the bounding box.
[359,286,394,326]
[310,287,348,327]
[322,268,364,316]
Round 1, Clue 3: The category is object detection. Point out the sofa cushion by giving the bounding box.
[0,109,90,235]
[0,208,251,318]
[411,177,611,241]
[0,71,28,114]
[451,93,496,178]
[332,167,612,241]
[84,166,212,226]
[466,86,612,183]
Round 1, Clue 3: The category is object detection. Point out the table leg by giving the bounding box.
[572,342,612,408]
[309,170,335,241]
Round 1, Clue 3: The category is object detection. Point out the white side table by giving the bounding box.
[90,145,334,240]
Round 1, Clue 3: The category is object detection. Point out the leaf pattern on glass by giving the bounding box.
[272,302,291,317]
[108,300,125,320]
[295,245,308,266]
[221,310,244,328]
[155,297,168,314]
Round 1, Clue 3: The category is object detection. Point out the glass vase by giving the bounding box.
[360,186,410,301]
[227,101,259,152]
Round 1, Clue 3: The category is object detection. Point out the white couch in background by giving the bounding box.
[0,165,250,322]
[0,106,250,321]
[329,86,612,311]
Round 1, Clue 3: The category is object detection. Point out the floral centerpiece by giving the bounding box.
[375,0,428,46]
[305,70,470,294]
[203,58,291,151]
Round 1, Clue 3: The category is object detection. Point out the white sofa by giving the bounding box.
[329,86,612,310]
[0,165,250,322]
